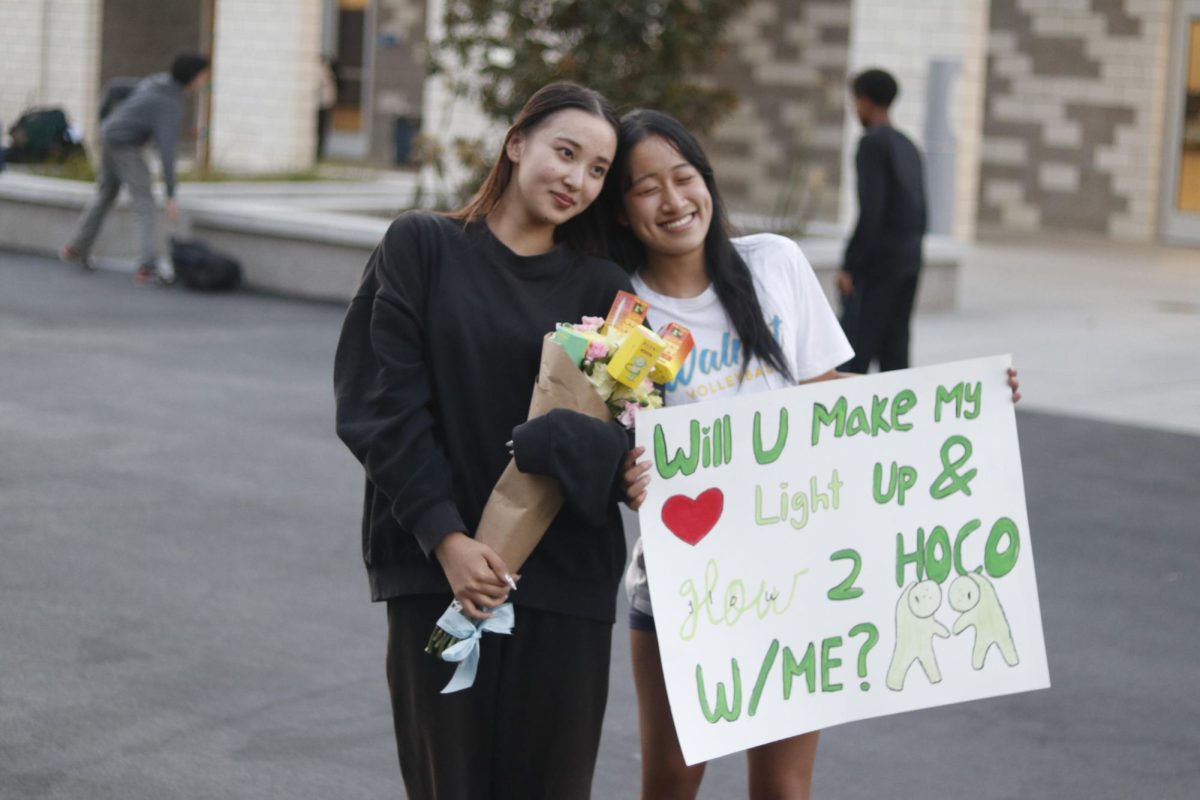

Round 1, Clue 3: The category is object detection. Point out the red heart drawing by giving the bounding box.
[661,489,724,546]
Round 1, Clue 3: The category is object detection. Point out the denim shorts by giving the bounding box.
[624,536,656,630]
[629,606,657,633]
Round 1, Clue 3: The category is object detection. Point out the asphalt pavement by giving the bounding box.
[1,249,1197,799]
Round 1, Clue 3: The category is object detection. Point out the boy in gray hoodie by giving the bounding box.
[62,52,209,284]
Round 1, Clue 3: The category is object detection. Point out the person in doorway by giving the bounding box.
[316,56,338,160]
[838,67,927,373]
[60,52,209,284]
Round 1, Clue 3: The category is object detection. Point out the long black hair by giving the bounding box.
[600,109,792,382]
[449,81,619,256]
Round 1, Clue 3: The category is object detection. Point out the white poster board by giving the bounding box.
[636,356,1050,765]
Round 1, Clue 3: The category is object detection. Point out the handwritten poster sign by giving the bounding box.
[636,356,1050,765]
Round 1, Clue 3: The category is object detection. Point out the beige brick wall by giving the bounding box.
[978,0,1173,239]
[209,0,323,174]
[0,0,102,143]
[0,2,45,129]
[706,0,853,225]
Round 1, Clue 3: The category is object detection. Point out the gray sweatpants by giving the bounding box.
[69,143,158,267]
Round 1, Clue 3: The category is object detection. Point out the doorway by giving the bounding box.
[1161,0,1200,243]
[322,0,374,160]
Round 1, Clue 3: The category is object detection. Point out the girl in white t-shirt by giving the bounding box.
[602,108,851,800]
[601,110,1018,799]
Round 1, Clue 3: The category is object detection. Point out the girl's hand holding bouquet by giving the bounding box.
[434,532,513,620]
[425,291,693,692]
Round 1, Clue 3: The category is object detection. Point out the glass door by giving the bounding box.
[1161,0,1200,243]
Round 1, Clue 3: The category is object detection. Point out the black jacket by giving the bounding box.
[334,213,634,622]
[844,124,927,283]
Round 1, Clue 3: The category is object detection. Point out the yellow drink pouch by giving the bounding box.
[604,290,650,336]
[607,325,666,388]
[651,322,695,383]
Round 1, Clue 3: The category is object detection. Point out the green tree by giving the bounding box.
[436,0,749,135]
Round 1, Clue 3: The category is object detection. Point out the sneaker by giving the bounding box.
[60,245,95,271]
[133,264,160,286]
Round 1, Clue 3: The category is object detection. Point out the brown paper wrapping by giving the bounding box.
[475,334,613,571]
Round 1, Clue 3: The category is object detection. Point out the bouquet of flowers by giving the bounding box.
[426,292,693,692]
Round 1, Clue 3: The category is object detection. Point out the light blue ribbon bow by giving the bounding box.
[436,601,515,693]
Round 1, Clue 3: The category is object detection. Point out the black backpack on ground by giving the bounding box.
[170,237,243,291]
[6,107,84,163]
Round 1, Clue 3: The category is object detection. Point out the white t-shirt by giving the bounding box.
[626,233,854,617]
[632,233,854,407]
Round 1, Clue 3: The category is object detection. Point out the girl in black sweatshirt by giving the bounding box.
[334,83,634,799]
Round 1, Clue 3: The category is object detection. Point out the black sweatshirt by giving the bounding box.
[843,124,927,283]
[334,212,635,622]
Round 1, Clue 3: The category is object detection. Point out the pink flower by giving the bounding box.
[577,316,605,332]
[585,340,610,361]
[617,400,639,429]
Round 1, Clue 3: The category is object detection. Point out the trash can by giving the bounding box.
[394,116,419,165]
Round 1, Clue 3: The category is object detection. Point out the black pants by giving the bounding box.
[317,108,330,159]
[842,273,920,373]
[386,595,612,800]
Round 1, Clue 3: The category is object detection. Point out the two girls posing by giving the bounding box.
[335,81,1019,800]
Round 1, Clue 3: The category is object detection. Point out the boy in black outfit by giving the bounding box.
[838,68,927,373]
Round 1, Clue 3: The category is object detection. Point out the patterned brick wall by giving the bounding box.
[705,0,852,224]
[978,0,1172,238]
